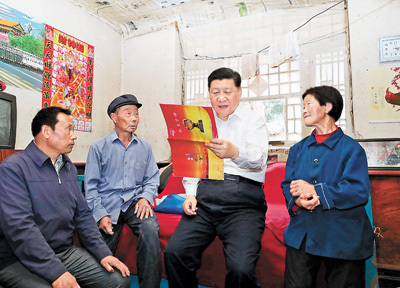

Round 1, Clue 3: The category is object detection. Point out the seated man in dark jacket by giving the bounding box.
[0,107,130,288]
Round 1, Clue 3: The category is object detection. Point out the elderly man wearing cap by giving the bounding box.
[85,94,162,288]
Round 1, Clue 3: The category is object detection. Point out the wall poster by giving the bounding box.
[0,2,44,92]
[42,24,94,132]
[367,67,400,123]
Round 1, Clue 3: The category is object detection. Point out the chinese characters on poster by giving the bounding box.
[42,24,94,132]
[160,104,224,180]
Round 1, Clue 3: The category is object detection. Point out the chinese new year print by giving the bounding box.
[367,67,400,123]
[42,24,94,132]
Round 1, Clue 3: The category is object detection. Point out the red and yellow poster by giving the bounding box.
[160,104,224,180]
[42,25,94,132]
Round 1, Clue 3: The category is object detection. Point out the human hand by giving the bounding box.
[290,180,316,198]
[99,216,114,235]
[182,195,197,215]
[52,272,80,288]
[205,138,239,159]
[100,256,130,277]
[295,193,320,211]
[134,198,153,220]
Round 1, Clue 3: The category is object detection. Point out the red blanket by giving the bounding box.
[116,162,292,287]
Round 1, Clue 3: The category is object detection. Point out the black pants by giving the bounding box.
[164,178,267,288]
[101,201,162,288]
[285,239,366,288]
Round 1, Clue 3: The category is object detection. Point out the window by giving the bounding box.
[315,51,348,130]
[182,2,349,145]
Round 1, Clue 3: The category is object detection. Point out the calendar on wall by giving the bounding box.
[380,35,400,62]
[42,25,94,132]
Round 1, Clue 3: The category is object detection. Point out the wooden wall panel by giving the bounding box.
[370,171,400,271]
[0,149,21,162]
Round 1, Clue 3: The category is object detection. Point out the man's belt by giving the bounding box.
[224,173,263,187]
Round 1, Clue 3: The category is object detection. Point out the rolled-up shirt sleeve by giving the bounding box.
[182,177,200,196]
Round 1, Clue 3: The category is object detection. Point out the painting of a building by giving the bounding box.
[0,19,26,42]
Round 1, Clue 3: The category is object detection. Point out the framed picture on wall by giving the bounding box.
[357,138,400,169]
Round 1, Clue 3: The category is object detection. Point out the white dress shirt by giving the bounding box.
[183,102,269,196]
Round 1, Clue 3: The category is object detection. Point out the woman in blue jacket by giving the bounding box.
[281,86,374,287]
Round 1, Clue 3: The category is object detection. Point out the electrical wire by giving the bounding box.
[184,0,345,60]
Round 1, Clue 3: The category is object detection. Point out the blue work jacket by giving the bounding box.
[0,142,111,283]
[281,128,374,260]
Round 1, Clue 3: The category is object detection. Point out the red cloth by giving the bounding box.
[0,80,6,91]
[115,162,328,287]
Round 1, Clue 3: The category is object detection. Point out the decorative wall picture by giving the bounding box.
[0,2,44,92]
[42,25,94,132]
[357,139,400,169]
[367,67,400,123]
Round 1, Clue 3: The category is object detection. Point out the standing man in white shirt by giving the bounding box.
[164,67,269,288]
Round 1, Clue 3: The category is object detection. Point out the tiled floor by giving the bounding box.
[130,275,213,288]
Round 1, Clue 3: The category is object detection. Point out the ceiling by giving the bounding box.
[68,0,339,38]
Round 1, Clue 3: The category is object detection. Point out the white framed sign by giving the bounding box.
[380,35,400,62]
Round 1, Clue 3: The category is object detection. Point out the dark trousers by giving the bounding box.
[164,178,267,288]
[285,239,366,288]
[0,246,130,288]
[101,201,162,288]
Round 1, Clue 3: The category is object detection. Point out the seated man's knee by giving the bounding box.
[227,259,254,279]
[139,216,159,230]
[136,217,159,240]
[94,270,131,288]
[118,274,131,288]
